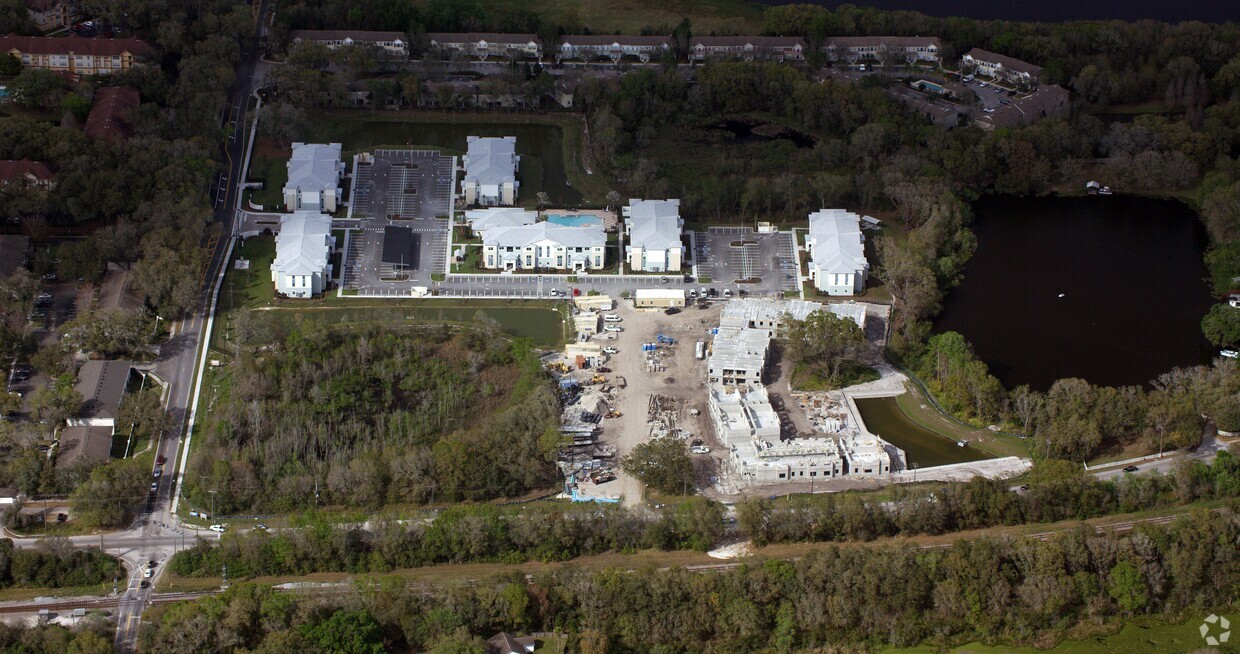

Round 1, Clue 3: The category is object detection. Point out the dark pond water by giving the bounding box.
[934,195,1215,391]
[854,396,991,467]
[711,120,816,148]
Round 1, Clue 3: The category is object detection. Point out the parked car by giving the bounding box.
[689,290,698,299]
[603,325,623,333]
[149,482,158,493]
[664,307,681,315]
[148,560,157,568]
[1000,99,1011,105]
[139,580,150,589]
[143,568,153,578]
[152,469,161,478]
[979,81,989,87]
[1122,465,1139,473]
[1221,349,1239,359]
[723,289,733,298]
[156,455,167,465]
[983,107,995,113]
[596,367,612,373]
[603,314,622,322]
[209,524,226,533]
[255,524,268,530]
[690,446,711,454]
[602,346,618,355]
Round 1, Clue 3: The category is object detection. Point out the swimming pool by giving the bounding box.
[546,214,602,227]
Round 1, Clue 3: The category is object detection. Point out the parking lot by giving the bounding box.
[693,228,799,296]
[341,149,455,292]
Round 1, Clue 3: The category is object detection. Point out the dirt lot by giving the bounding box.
[589,300,724,506]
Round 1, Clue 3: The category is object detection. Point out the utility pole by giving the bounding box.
[208,489,217,520]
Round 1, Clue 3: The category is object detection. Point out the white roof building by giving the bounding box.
[806,209,868,296]
[283,143,343,213]
[841,435,894,477]
[720,298,866,332]
[464,207,537,236]
[710,384,781,448]
[271,210,333,298]
[462,136,519,206]
[707,325,772,387]
[482,223,605,271]
[623,199,684,272]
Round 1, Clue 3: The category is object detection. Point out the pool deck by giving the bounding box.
[540,208,617,232]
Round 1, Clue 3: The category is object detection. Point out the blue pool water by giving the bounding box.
[916,80,944,93]
[546,214,601,227]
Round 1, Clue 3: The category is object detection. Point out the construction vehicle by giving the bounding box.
[605,410,622,419]
[589,374,607,385]
[657,333,675,345]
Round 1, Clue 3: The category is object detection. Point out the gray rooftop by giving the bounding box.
[808,209,867,277]
[74,360,130,421]
[272,211,331,276]
[465,207,537,235]
[285,143,342,199]
[484,222,605,249]
[56,425,114,469]
[625,199,682,251]
[709,325,772,374]
[464,136,517,187]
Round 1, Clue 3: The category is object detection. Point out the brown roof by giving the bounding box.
[965,47,1042,76]
[562,34,673,47]
[84,86,139,141]
[74,360,131,421]
[24,0,62,13]
[0,159,53,181]
[0,35,152,57]
[691,35,803,48]
[824,36,942,49]
[56,426,114,468]
[426,33,541,46]
[289,29,407,43]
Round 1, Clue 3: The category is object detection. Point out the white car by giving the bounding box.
[690,446,711,454]
[142,568,154,578]
[1221,349,1239,359]
[604,325,623,333]
[979,81,989,87]
[603,346,618,355]
[209,524,226,533]
[603,314,622,323]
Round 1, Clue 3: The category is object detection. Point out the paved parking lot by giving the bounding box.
[694,228,798,296]
[341,149,455,292]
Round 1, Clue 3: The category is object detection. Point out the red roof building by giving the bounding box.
[84,86,139,141]
[0,35,151,75]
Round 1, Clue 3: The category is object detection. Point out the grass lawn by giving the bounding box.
[894,384,1031,459]
[883,613,1235,653]
[245,156,287,210]
[791,363,879,391]
[450,245,483,273]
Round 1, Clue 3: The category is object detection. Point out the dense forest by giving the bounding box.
[0,618,113,654]
[168,452,1237,577]
[0,538,122,589]
[182,320,562,514]
[147,509,1236,652]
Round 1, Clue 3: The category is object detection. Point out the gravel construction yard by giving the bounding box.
[587,300,725,506]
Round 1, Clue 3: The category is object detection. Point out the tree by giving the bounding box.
[1201,303,1240,346]
[71,459,148,528]
[28,376,82,426]
[1108,559,1148,614]
[783,311,867,387]
[621,437,694,495]
[9,68,70,110]
[62,310,152,357]
[299,610,386,654]
[257,102,308,148]
[0,54,21,76]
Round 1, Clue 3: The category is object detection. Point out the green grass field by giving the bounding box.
[884,613,1237,653]
[245,156,287,210]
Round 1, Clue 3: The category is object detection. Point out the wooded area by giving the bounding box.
[167,453,1237,578]
[0,538,121,589]
[182,321,562,514]
[147,509,1236,652]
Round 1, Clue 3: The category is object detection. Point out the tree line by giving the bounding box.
[912,332,1240,461]
[182,321,562,515]
[166,451,1236,579]
[145,508,1237,653]
[0,538,122,589]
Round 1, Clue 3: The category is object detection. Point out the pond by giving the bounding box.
[934,195,1215,390]
[310,119,583,206]
[854,396,991,468]
[710,120,816,148]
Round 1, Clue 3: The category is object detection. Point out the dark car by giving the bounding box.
[596,367,612,373]
[148,560,157,568]
[155,455,166,465]
[664,307,681,315]
[139,580,150,589]
[1122,465,1139,473]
